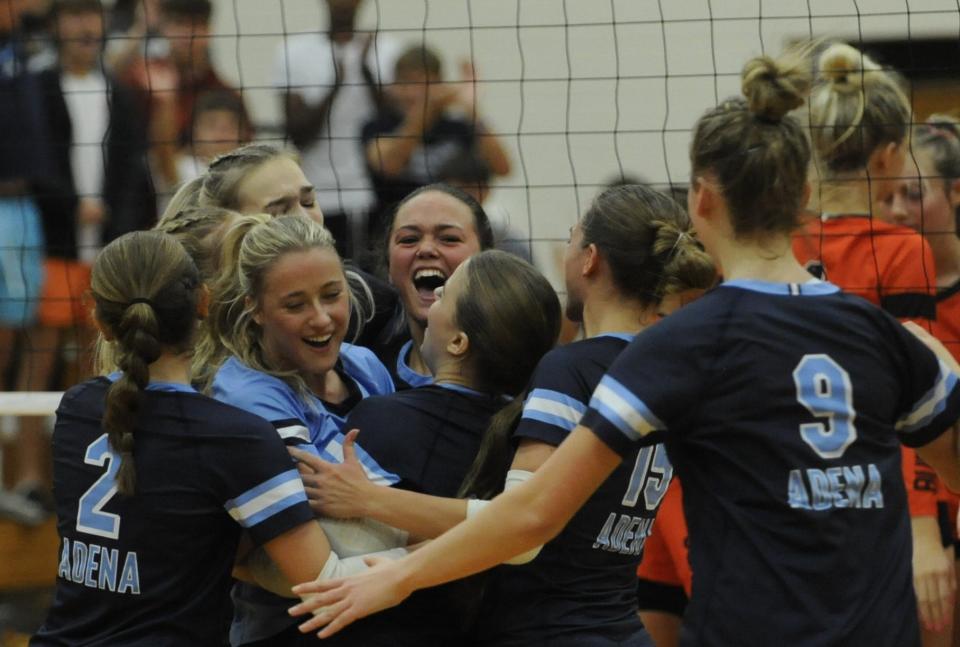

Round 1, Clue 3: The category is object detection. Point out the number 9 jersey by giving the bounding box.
[31,378,314,647]
[580,279,960,647]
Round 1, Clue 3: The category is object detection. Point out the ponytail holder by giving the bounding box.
[670,231,692,255]
[128,297,154,308]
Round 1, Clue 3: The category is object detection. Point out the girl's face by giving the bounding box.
[879,151,957,237]
[253,248,349,392]
[236,157,323,224]
[420,259,469,375]
[388,191,482,326]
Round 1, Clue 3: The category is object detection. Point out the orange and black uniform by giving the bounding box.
[636,478,690,616]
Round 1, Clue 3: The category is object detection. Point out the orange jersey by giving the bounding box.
[793,216,936,321]
[932,281,960,365]
[931,282,960,537]
[637,478,691,597]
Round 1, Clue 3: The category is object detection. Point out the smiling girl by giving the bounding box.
[208,214,401,646]
[372,183,494,389]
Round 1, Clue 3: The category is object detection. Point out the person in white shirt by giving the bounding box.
[272,0,402,259]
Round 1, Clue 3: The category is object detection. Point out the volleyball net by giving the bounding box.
[3,1,960,424]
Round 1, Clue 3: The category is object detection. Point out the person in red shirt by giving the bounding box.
[119,0,251,190]
[792,43,947,641]
[878,114,960,647]
[636,477,690,647]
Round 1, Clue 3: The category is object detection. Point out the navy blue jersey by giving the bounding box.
[31,379,313,647]
[477,335,660,647]
[315,383,506,646]
[211,346,399,645]
[581,279,960,647]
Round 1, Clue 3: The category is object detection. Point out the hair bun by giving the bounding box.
[818,43,874,92]
[741,51,810,122]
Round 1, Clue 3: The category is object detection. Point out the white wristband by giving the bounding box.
[465,469,541,565]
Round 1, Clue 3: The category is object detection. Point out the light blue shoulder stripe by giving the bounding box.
[523,388,587,432]
[897,360,959,434]
[588,375,665,441]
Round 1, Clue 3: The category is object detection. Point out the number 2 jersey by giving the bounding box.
[31,378,313,647]
[476,334,666,646]
[581,279,960,647]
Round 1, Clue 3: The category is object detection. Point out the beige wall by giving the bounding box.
[207,0,960,288]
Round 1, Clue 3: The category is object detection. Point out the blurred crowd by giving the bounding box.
[0,0,515,523]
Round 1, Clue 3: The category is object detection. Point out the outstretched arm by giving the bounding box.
[294,432,555,541]
[288,425,621,638]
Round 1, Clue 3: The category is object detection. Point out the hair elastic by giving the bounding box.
[128,298,154,308]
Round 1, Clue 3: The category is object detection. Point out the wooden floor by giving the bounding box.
[0,517,57,647]
[0,518,58,591]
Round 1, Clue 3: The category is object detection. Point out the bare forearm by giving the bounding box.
[475,123,511,176]
[285,91,339,149]
[366,120,423,178]
[394,426,618,594]
[364,486,467,539]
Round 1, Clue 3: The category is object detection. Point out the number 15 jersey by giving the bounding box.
[581,279,960,647]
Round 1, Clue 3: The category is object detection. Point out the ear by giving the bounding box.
[92,311,115,341]
[949,178,960,208]
[689,176,715,219]
[872,141,903,175]
[581,243,600,278]
[446,330,470,359]
[197,284,210,320]
[245,295,262,326]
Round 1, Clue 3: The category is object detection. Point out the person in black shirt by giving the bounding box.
[292,249,561,645]
[30,230,329,647]
[362,45,510,237]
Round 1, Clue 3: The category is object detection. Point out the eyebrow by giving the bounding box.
[396,223,466,233]
[280,280,343,299]
[264,185,315,210]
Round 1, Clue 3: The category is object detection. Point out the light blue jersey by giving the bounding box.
[211,343,398,645]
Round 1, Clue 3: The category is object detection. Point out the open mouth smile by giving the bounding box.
[412,268,447,300]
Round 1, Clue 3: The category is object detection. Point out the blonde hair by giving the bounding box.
[210,214,371,399]
[199,143,293,210]
[808,42,910,174]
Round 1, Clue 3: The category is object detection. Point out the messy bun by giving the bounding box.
[691,47,812,237]
[741,51,811,122]
[651,218,716,301]
[581,185,715,307]
[809,42,909,172]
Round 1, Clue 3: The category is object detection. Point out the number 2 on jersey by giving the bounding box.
[793,354,857,460]
[76,434,122,539]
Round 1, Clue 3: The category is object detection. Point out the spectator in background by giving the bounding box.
[273,0,401,259]
[38,0,152,260]
[104,0,166,72]
[0,0,57,525]
[363,45,511,243]
[7,0,152,522]
[154,88,248,209]
[122,0,250,191]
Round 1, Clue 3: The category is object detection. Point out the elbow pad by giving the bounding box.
[465,469,542,565]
